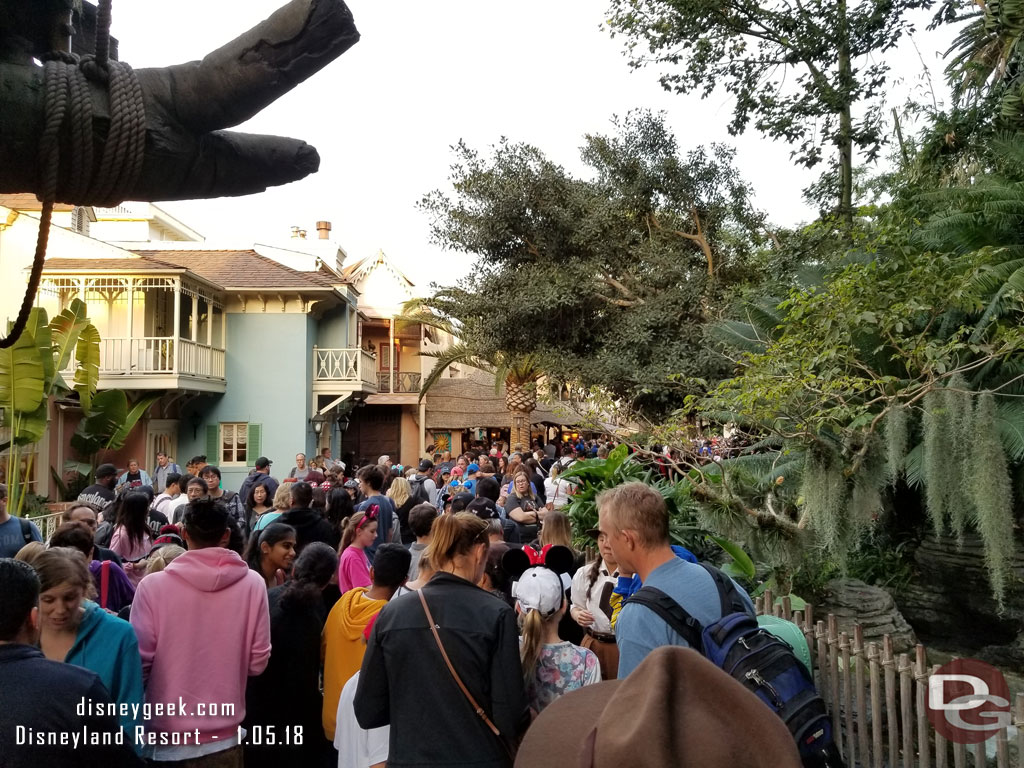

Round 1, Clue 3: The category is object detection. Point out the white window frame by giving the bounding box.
[220,423,249,467]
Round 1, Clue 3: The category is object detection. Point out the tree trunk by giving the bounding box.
[836,0,854,228]
[505,379,537,451]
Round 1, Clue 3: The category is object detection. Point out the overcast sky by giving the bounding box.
[111,1,959,289]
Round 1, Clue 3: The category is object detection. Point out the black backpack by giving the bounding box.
[409,476,431,506]
[17,517,36,545]
[627,564,843,768]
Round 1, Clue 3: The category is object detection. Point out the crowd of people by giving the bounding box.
[0,437,812,768]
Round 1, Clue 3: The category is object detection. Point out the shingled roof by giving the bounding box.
[425,369,579,429]
[132,250,341,290]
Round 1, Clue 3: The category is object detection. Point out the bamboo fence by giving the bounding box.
[753,593,1022,768]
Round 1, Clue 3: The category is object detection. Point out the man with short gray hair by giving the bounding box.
[597,481,752,677]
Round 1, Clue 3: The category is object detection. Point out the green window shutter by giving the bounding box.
[206,424,219,464]
[247,424,261,467]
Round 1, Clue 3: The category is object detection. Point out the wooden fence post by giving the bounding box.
[855,625,869,765]
[915,644,931,768]
[933,665,947,768]
[971,743,984,768]
[817,620,829,710]
[1015,693,1023,768]
[900,653,914,768]
[953,739,966,768]
[869,642,883,768]
[782,594,792,621]
[884,635,899,768]
[841,632,855,766]
[829,615,842,758]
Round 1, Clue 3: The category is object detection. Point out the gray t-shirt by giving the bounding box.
[407,541,428,580]
[615,556,753,677]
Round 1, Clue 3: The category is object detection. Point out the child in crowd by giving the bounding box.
[337,509,376,594]
[517,563,601,713]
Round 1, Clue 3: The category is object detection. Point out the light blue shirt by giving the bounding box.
[615,556,754,677]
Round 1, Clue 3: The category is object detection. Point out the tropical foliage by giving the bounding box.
[0,300,98,515]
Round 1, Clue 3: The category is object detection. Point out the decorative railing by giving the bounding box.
[70,337,226,378]
[376,371,422,393]
[314,347,377,388]
[753,592,1024,768]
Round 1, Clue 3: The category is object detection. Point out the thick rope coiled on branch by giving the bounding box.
[0,0,146,349]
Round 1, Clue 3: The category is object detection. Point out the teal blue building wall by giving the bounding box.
[178,312,317,492]
[316,303,352,348]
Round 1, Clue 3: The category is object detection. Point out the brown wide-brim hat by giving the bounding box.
[515,646,801,768]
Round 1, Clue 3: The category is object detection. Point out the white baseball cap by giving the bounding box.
[512,567,565,618]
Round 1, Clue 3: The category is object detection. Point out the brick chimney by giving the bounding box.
[290,225,301,238]
[316,220,332,240]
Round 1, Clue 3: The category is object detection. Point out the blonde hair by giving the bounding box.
[14,541,45,566]
[425,513,488,571]
[273,484,292,511]
[540,510,573,549]
[519,608,553,684]
[387,476,411,508]
[596,481,668,547]
[146,545,186,574]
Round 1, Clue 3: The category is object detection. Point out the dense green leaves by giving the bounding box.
[417,111,769,417]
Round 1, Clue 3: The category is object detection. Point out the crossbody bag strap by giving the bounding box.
[417,589,501,737]
[100,559,110,610]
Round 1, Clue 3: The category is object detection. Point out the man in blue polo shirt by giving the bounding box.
[597,481,753,677]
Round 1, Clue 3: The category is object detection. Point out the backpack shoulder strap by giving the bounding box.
[699,563,753,617]
[18,516,34,544]
[627,585,704,651]
[100,560,111,610]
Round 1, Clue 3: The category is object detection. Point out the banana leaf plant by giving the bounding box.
[0,300,99,515]
[68,390,162,480]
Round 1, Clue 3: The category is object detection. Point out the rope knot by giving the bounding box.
[78,55,111,86]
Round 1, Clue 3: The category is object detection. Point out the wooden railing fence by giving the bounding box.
[753,592,1022,768]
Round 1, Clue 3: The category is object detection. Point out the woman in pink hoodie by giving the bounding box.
[130,498,271,764]
[109,491,153,586]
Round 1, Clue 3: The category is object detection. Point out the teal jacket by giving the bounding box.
[67,600,145,751]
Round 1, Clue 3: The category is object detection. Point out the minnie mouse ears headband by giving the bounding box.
[501,544,574,581]
[504,545,574,619]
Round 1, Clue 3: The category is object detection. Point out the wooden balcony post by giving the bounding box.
[172,279,181,374]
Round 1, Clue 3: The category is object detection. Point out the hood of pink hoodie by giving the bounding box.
[162,546,251,592]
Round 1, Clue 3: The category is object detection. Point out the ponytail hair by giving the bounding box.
[424,512,488,571]
[519,608,545,683]
[339,510,369,551]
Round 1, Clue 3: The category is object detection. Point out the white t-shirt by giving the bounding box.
[167,494,190,525]
[335,671,389,768]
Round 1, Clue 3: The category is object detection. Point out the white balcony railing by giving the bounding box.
[80,337,225,379]
[314,347,377,388]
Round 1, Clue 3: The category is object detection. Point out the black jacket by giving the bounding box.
[0,643,140,767]
[277,507,340,552]
[355,573,526,767]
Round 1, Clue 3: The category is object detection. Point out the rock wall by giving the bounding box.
[819,578,917,654]
[895,533,1024,667]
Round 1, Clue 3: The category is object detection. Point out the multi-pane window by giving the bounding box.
[221,423,248,465]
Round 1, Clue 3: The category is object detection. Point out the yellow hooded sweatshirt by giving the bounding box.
[321,586,387,740]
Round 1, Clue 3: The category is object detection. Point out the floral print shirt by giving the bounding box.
[525,641,602,713]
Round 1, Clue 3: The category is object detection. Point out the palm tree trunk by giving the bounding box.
[509,408,532,452]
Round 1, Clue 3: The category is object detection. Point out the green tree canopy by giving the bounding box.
[417,111,769,417]
[603,0,934,222]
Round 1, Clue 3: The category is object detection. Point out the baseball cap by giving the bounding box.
[467,497,500,520]
[466,463,480,474]
[344,479,359,489]
[95,463,117,479]
[255,457,273,469]
[418,458,434,471]
[512,567,564,618]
